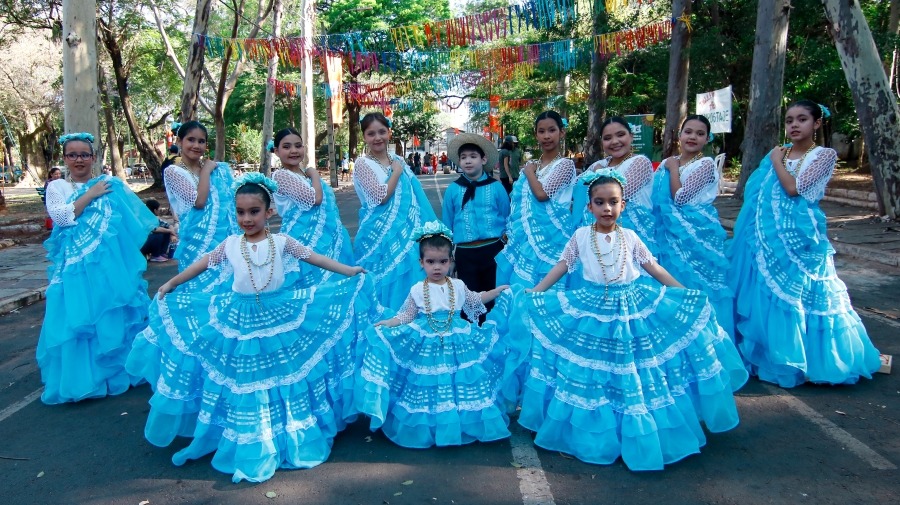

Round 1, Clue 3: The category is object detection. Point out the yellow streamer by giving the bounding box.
[677,10,692,33]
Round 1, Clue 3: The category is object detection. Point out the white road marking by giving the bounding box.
[762,384,896,470]
[431,172,444,207]
[510,423,557,505]
[0,388,42,424]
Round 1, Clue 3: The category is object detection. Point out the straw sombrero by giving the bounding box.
[448,133,499,170]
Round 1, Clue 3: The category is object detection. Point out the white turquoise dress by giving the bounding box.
[652,157,734,336]
[496,157,576,288]
[515,225,748,471]
[272,168,354,287]
[352,154,437,309]
[164,162,238,271]
[571,155,657,287]
[354,280,526,448]
[127,233,379,483]
[728,146,880,387]
[38,176,157,404]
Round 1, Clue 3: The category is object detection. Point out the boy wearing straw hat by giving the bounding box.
[442,133,510,316]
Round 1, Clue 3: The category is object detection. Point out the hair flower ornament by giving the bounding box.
[171,121,182,134]
[412,220,453,243]
[561,117,569,129]
[818,104,832,119]
[581,167,627,188]
[266,139,275,152]
[233,171,279,201]
[58,132,95,145]
[708,132,714,142]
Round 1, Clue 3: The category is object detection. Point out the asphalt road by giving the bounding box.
[0,172,898,505]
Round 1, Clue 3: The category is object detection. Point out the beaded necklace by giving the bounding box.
[677,152,703,169]
[590,223,628,301]
[608,153,633,168]
[536,153,562,177]
[781,144,817,174]
[422,276,455,342]
[179,160,203,183]
[240,229,277,306]
[367,153,393,174]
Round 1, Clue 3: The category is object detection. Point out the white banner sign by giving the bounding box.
[696,85,732,134]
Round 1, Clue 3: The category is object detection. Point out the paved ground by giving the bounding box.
[0,173,897,505]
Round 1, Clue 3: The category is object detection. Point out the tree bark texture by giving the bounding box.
[583,9,609,166]
[736,0,791,200]
[99,20,163,187]
[179,0,212,122]
[62,0,101,174]
[663,0,691,158]
[99,67,125,181]
[150,2,214,116]
[259,0,283,175]
[300,0,316,169]
[823,0,900,218]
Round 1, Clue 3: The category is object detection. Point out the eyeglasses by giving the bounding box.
[64,153,93,161]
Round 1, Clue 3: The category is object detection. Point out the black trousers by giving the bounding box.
[499,177,513,195]
[141,232,171,257]
[455,239,504,322]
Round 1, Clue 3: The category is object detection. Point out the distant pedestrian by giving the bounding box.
[728,99,881,387]
[37,132,157,404]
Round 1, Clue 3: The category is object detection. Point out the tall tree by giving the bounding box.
[735,0,791,199]
[98,67,125,180]
[823,0,900,218]
[663,0,692,157]
[62,0,101,173]
[180,0,213,122]
[584,9,610,165]
[259,0,284,174]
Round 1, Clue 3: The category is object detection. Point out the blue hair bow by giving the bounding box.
[58,132,95,145]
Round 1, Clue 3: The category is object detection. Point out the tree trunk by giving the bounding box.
[583,10,609,165]
[99,67,126,181]
[735,0,791,199]
[663,0,692,158]
[99,20,163,187]
[259,0,283,175]
[62,0,101,175]
[888,0,900,97]
[823,0,900,218]
[300,0,316,169]
[180,0,213,122]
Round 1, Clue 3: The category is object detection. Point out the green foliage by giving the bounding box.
[226,123,263,164]
[391,106,442,148]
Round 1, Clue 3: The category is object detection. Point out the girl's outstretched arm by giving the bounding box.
[157,254,210,297]
[530,262,569,292]
[480,284,510,303]
[305,252,365,277]
[642,260,684,288]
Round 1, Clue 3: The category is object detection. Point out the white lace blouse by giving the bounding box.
[560,226,655,284]
[784,146,837,202]
[659,156,719,206]
[353,154,409,207]
[535,157,576,203]
[272,168,318,214]
[45,178,88,227]
[208,233,311,294]
[394,278,487,324]
[585,155,654,208]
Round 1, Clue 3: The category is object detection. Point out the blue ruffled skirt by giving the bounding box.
[496,178,572,288]
[280,184,354,287]
[514,278,747,471]
[353,173,436,309]
[354,291,528,448]
[172,167,237,271]
[128,274,379,483]
[38,177,157,404]
[653,173,734,336]
[728,161,880,388]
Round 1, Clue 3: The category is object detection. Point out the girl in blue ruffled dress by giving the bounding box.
[515,169,747,471]
[354,221,525,448]
[271,127,354,287]
[352,112,437,308]
[130,174,375,483]
[571,117,656,287]
[496,110,576,288]
[163,121,238,271]
[729,100,881,388]
[38,132,157,404]
[652,115,734,336]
